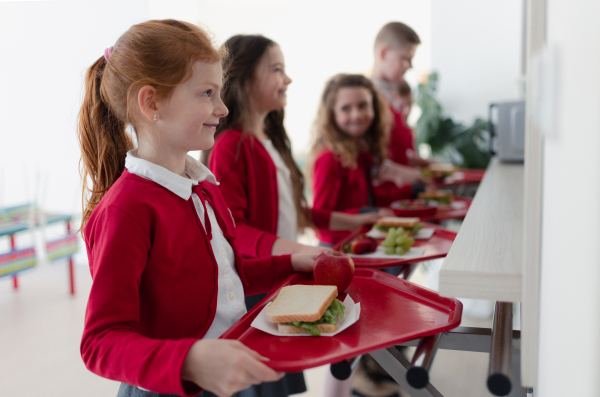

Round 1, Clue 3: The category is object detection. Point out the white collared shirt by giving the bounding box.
[259,139,298,242]
[125,150,246,339]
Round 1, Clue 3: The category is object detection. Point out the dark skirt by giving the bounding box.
[116,383,229,397]
[237,293,307,397]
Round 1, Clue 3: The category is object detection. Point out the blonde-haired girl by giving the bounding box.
[311,74,426,245]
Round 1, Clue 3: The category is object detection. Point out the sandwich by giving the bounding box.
[417,190,453,205]
[422,163,456,180]
[374,217,424,235]
[266,285,345,336]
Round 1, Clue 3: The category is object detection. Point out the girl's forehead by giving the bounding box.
[335,86,372,101]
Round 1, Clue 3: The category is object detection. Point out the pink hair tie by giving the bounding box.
[104,46,114,62]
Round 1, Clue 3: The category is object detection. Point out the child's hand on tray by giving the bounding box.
[182,339,284,397]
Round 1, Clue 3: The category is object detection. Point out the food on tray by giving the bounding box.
[374,217,424,236]
[422,163,457,181]
[342,235,377,255]
[266,285,345,336]
[390,199,436,209]
[380,227,416,256]
[314,251,355,293]
[417,190,454,205]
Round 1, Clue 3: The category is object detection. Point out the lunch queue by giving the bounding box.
[78,19,453,397]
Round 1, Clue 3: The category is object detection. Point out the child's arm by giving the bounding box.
[182,339,283,397]
[81,205,201,396]
[312,151,345,212]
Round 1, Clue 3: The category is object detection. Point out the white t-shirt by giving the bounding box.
[259,139,298,242]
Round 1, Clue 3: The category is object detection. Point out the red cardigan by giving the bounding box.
[209,129,332,258]
[312,149,413,244]
[81,169,292,396]
[388,106,415,166]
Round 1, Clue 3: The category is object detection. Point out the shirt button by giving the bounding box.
[228,293,234,301]
[222,250,226,257]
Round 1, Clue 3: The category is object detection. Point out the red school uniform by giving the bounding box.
[312,149,413,244]
[209,129,332,258]
[388,105,416,166]
[81,169,292,396]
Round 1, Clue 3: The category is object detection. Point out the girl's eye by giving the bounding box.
[274,68,283,74]
[359,103,368,109]
[341,106,351,112]
[202,90,212,97]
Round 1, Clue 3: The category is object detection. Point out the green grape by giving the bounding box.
[385,246,395,255]
[395,236,403,245]
[381,240,394,248]
[395,246,406,255]
[396,227,405,234]
[397,234,409,245]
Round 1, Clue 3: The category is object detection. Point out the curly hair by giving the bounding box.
[311,74,391,169]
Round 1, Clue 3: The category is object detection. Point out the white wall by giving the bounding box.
[537,0,600,395]
[0,0,431,216]
[0,0,148,215]
[150,0,432,159]
[431,0,523,124]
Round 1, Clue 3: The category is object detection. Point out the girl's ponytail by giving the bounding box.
[77,56,133,230]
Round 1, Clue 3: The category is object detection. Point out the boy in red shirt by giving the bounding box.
[372,22,430,167]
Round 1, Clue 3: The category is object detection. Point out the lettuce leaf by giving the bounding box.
[286,299,345,337]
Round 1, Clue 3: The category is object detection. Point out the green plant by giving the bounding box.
[415,72,491,169]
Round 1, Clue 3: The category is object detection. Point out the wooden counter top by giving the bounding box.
[439,158,523,302]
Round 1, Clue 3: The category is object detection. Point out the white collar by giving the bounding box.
[125,149,219,200]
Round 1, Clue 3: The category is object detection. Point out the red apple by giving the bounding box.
[313,251,355,293]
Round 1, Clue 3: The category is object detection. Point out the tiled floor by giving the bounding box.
[0,259,497,397]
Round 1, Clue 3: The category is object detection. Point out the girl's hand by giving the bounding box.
[182,339,284,397]
[378,208,395,217]
[379,161,431,186]
[290,253,319,273]
[352,209,393,227]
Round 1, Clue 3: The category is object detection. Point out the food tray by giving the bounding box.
[438,169,485,187]
[332,223,456,269]
[220,268,462,372]
[420,196,472,223]
[389,200,437,217]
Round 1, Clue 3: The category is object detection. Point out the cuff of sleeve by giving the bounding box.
[175,339,203,396]
[257,233,278,257]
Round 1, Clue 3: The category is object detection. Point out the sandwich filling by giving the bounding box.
[285,299,345,336]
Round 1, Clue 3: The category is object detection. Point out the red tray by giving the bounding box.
[389,200,437,217]
[438,169,485,187]
[332,223,456,269]
[420,196,472,223]
[220,268,462,372]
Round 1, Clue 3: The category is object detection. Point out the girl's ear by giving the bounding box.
[138,85,159,122]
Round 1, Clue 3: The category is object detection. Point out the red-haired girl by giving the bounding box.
[311,74,428,245]
[78,20,316,397]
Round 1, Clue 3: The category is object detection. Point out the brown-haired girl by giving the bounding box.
[311,74,427,245]
[78,20,317,397]
[203,36,382,261]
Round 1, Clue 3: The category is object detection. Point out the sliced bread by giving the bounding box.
[266,285,338,323]
[277,323,338,335]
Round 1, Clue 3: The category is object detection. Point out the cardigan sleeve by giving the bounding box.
[240,255,293,296]
[312,151,344,212]
[81,205,200,396]
[210,136,278,257]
